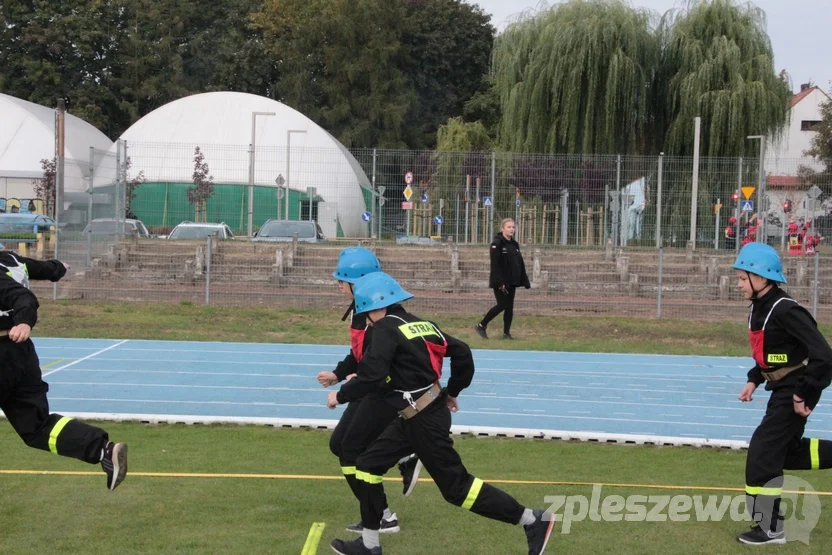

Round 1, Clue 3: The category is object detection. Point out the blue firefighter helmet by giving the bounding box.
[353,272,414,314]
[732,242,787,283]
[332,247,382,283]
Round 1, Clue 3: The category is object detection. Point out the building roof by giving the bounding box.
[790,86,830,108]
[0,93,113,178]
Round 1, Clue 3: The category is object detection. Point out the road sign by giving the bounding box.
[714,203,723,215]
[405,171,414,185]
[403,184,413,201]
[516,198,521,208]
[741,200,754,213]
[377,185,386,196]
[379,197,386,207]
[402,201,413,210]
[276,188,285,199]
[361,211,372,222]
[483,197,493,207]
[421,193,429,203]
[741,186,756,200]
[808,185,822,200]
[433,215,444,225]
[275,174,285,187]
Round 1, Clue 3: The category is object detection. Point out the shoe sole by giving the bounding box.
[534,514,556,555]
[737,536,786,546]
[404,459,423,498]
[109,443,128,491]
[346,525,400,534]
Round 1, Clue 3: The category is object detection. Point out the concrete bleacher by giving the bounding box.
[27,235,831,321]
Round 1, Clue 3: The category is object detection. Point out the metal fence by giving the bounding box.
[8,139,830,322]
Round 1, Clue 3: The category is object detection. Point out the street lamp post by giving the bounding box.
[285,129,307,220]
[747,135,767,241]
[248,111,276,237]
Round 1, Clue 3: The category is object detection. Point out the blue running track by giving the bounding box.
[19,338,832,447]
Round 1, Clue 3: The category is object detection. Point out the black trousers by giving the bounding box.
[481,286,516,335]
[354,395,525,531]
[0,338,108,464]
[330,394,400,505]
[745,387,832,531]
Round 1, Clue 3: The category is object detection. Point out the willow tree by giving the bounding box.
[660,0,792,158]
[493,0,658,155]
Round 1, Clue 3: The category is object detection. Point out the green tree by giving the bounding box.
[805,90,832,174]
[399,0,495,149]
[0,0,128,136]
[252,0,412,148]
[659,0,792,157]
[492,0,658,155]
[187,147,214,222]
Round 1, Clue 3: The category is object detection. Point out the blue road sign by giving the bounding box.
[741,200,754,213]
[361,211,372,222]
[433,215,444,225]
[421,193,429,203]
[483,197,493,207]
[516,198,521,208]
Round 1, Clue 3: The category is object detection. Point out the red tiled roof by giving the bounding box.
[790,86,831,108]
[767,175,799,189]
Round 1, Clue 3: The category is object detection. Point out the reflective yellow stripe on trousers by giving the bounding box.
[48,416,73,455]
[745,485,783,496]
[341,466,356,476]
[462,478,483,510]
[811,438,820,470]
[356,470,383,484]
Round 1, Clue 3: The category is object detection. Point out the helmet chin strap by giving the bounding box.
[746,271,772,300]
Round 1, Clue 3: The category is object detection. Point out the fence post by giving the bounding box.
[614,155,621,247]
[205,235,212,305]
[490,151,496,239]
[656,153,663,248]
[657,247,663,319]
[736,157,743,254]
[559,188,568,246]
[88,146,95,268]
[813,252,820,318]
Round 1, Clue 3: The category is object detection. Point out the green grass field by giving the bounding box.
[1,302,831,554]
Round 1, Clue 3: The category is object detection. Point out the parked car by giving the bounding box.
[0,213,57,234]
[83,218,151,238]
[163,221,235,240]
[252,220,326,243]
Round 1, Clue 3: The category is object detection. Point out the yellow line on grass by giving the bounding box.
[301,522,325,555]
[2,469,831,496]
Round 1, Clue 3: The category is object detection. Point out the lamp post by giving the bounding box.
[248,111,275,237]
[285,129,307,220]
[747,135,767,241]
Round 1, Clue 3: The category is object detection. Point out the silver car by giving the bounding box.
[252,220,326,243]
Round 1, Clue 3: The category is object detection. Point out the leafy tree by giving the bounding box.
[187,147,214,222]
[805,90,832,174]
[32,158,56,219]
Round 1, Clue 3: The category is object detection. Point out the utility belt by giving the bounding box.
[0,329,8,338]
[398,383,442,420]
[762,360,807,382]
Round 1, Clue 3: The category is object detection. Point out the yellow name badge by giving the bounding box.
[767,354,788,364]
[399,321,440,340]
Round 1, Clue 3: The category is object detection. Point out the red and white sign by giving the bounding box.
[402,201,413,210]
[404,171,413,185]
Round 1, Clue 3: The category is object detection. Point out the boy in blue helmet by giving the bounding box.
[316,247,421,535]
[326,272,555,555]
[733,243,832,544]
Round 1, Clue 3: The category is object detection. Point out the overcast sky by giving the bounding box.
[471,0,830,93]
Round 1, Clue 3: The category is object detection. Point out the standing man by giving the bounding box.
[0,248,128,490]
[327,272,555,555]
[475,218,530,340]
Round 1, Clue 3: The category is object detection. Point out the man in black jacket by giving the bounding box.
[0,249,127,490]
[327,272,554,555]
[475,218,530,340]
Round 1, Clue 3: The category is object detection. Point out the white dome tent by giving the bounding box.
[102,91,372,237]
[0,93,113,214]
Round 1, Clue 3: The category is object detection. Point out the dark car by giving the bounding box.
[252,220,327,243]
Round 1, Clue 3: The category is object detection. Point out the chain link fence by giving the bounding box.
[10,139,828,322]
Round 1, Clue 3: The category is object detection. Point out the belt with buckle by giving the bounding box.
[0,329,8,338]
[399,383,442,419]
[762,360,807,382]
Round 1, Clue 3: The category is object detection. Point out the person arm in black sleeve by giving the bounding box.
[739,365,765,402]
[780,307,832,413]
[489,237,506,292]
[20,255,68,282]
[442,333,475,413]
[330,320,398,407]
